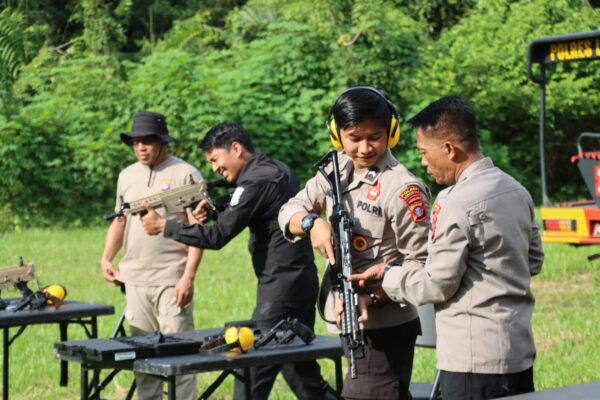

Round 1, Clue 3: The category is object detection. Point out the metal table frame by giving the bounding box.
[57,329,344,400]
[0,300,114,400]
[134,334,344,400]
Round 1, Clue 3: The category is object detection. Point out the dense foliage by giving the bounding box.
[0,0,598,230]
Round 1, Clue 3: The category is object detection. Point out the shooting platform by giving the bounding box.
[55,328,344,400]
[0,300,114,400]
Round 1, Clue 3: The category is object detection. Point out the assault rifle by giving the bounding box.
[315,149,363,379]
[0,258,66,312]
[0,258,35,310]
[0,258,35,292]
[104,175,218,221]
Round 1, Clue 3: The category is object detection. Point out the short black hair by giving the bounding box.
[199,122,255,153]
[408,95,479,148]
[331,88,394,131]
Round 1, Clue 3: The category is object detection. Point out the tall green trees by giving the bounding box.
[0,0,598,230]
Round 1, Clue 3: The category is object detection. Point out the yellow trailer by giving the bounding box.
[527,31,600,245]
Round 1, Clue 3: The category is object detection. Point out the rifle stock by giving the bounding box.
[0,262,35,290]
[315,149,363,379]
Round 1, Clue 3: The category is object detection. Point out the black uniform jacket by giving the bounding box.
[164,153,318,306]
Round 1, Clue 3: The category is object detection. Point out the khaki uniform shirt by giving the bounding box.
[279,150,430,330]
[116,155,202,286]
[383,157,544,373]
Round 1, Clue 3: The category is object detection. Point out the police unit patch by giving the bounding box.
[161,179,173,191]
[431,203,441,240]
[367,183,381,201]
[399,184,427,223]
[352,235,369,253]
[230,187,245,206]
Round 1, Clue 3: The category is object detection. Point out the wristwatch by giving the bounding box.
[300,213,320,233]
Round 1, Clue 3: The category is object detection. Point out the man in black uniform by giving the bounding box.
[142,122,335,400]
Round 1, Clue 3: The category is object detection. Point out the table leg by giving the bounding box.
[167,376,176,400]
[59,322,68,386]
[244,368,252,400]
[334,356,343,396]
[91,317,97,338]
[3,327,8,400]
[89,317,99,392]
[81,366,89,400]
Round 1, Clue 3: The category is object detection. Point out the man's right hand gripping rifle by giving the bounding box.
[310,149,364,379]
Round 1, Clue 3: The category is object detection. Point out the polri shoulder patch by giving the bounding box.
[399,184,427,222]
[230,187,245,206]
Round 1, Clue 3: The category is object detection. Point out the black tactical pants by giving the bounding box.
[439,366,534,400]
[233,297,333,400]
[341,318,421,400]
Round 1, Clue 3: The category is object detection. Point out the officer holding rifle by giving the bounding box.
[100,111,202,400]
[278,87,430,400]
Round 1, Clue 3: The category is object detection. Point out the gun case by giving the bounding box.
[55,331,204,366]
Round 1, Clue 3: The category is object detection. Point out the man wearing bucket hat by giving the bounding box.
[101,111,202,400]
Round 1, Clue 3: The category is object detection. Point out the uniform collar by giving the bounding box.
[457,156,494,183]
[355,149,396,187]
[138,154,174,171]
[236,152,263,183]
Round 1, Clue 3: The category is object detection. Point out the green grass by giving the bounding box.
[1,226,599,399]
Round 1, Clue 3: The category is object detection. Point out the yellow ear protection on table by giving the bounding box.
[326,86,401,150]
[42,283,67,308]
[224,326,255,352]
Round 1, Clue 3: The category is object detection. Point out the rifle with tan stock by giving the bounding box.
[0,258,66,311]
[104,175,217,221]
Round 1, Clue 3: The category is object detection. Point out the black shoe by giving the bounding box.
[321,383,340,400]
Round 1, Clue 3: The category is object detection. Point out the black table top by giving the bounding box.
[496,381,600,399]
[133,331,343,377]
[55,327,343,377]
[0,300,114,328]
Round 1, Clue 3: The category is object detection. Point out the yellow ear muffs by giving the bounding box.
[42,283,67,308]
[224,326,255,352]
[327,86,401,150]
[387,114,400,148]
[328,118,343,150]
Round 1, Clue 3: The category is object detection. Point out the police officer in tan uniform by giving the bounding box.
[348,96,544,400]
[100,111,202,400]
[278,87,430,400]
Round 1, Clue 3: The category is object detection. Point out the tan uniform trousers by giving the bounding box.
[125,284,196,400]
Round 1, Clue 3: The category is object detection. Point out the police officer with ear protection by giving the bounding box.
[142,122,336,400]
[279,87,430,400]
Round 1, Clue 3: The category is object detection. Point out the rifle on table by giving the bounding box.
[104,175,218,221]
[0,257,67,312]
[0,257,36,310]
[0,258,35,292]
[315,149,363,379]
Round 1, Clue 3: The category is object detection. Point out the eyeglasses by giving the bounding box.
[131,136,161,146]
